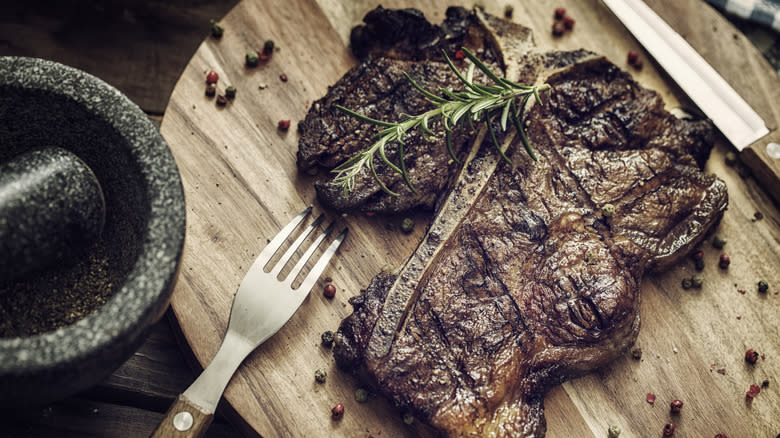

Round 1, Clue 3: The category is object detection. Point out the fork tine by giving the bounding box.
[285,222,333,288]
[255,206,311,270]
[293,227,348,292]
[270,213,324,278]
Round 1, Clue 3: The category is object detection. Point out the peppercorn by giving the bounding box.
[761,379,770,388]
[758,280,769,293]
[694,257,705,271]
[331,403,344,420]
[724,151,738,166]
[216,95,228,106]
[714,434,727,438]
[552,21,566,36]
[504,5,514,19]
[324,283,336,298]
[554,7,566,19]
[746,384,760,398]
[718,254,730,269]
[681,278,693,290]
[563,15,575,29]
[209,19,224,38]
[355,388,369,403]
[400,218,415,234]
[263,40,275,56]
[663,423,675,436]
[712,235,727,249]
[646,393,656,404]
[278,119,291,130]
[225,85,236,99]
[602,203,615,218]
[245,51,259,67]
[745,348,759,364]
[206,70,219,84]
[402,412,415,425]
[627,50,639,65]
[608,424,621,438]
[280,73,288,82]
[632,58,643,70]
[670,399,683,413]
[691,275,703,289]
[314,368,327,383]
[205,84,216,97]
[321,330,334,347]
[631,347,642,360]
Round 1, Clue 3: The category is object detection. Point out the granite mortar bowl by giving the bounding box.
[0,57,185,406]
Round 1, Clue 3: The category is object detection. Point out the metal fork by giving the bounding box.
[151,207,347,437]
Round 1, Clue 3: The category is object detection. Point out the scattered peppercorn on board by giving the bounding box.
[160,0,780,436]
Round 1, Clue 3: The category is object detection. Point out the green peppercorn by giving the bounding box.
[712,235,727,249]
[601,203,616,218]
[758,280,769,293]
[209,19,224,38]
[225,85,236,99]
[355,388,369,403]
[691,275,703,289]
[245,51,259,67]
[321,330,335,347]
[608,424,621,438]
[314,368,327,383]
[400,217,415,234]
[681,278,693,290]
[402,412,415,425]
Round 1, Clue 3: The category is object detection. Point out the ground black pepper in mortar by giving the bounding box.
[0,213,136,338]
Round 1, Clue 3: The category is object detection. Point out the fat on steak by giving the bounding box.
[298,7,728,437]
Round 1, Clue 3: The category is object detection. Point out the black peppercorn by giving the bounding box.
[321,330,335,347]
[758,280,769,293]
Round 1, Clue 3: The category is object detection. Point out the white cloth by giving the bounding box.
[705,0,780,31]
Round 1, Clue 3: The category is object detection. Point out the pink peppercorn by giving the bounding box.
[663,423,675,436]
[670,399,683,413]
[206,70,219,84]
[718,254,730,269]
[745,349,759,364]
[331,403,344,419]
[324,284,336,298]
[278,119,291,130]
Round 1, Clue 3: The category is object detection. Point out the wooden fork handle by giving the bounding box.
[150,395,214,438]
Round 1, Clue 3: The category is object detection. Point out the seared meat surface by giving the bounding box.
[297,7,533,213]
[300,7,728,438]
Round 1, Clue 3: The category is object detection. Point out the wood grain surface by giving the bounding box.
[160,0,780,437]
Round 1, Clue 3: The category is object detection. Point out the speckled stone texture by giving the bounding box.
[0,147,106,283]
[0,56,186,406]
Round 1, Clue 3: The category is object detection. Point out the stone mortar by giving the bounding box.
[0,56,186,406]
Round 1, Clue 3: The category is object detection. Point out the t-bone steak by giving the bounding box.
[298,7,728,437]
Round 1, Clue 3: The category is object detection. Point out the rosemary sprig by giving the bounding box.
[332,47,551,198]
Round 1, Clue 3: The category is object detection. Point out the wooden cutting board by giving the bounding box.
[160,0,780,436]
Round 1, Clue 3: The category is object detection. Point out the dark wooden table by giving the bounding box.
[1,1,778,437]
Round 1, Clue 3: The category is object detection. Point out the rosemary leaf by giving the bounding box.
[330,47,550,198]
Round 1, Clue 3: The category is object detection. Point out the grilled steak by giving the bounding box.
[299,7,728,437]
[297,7,535,213]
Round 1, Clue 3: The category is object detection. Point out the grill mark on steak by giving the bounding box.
[300,7,729,438]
